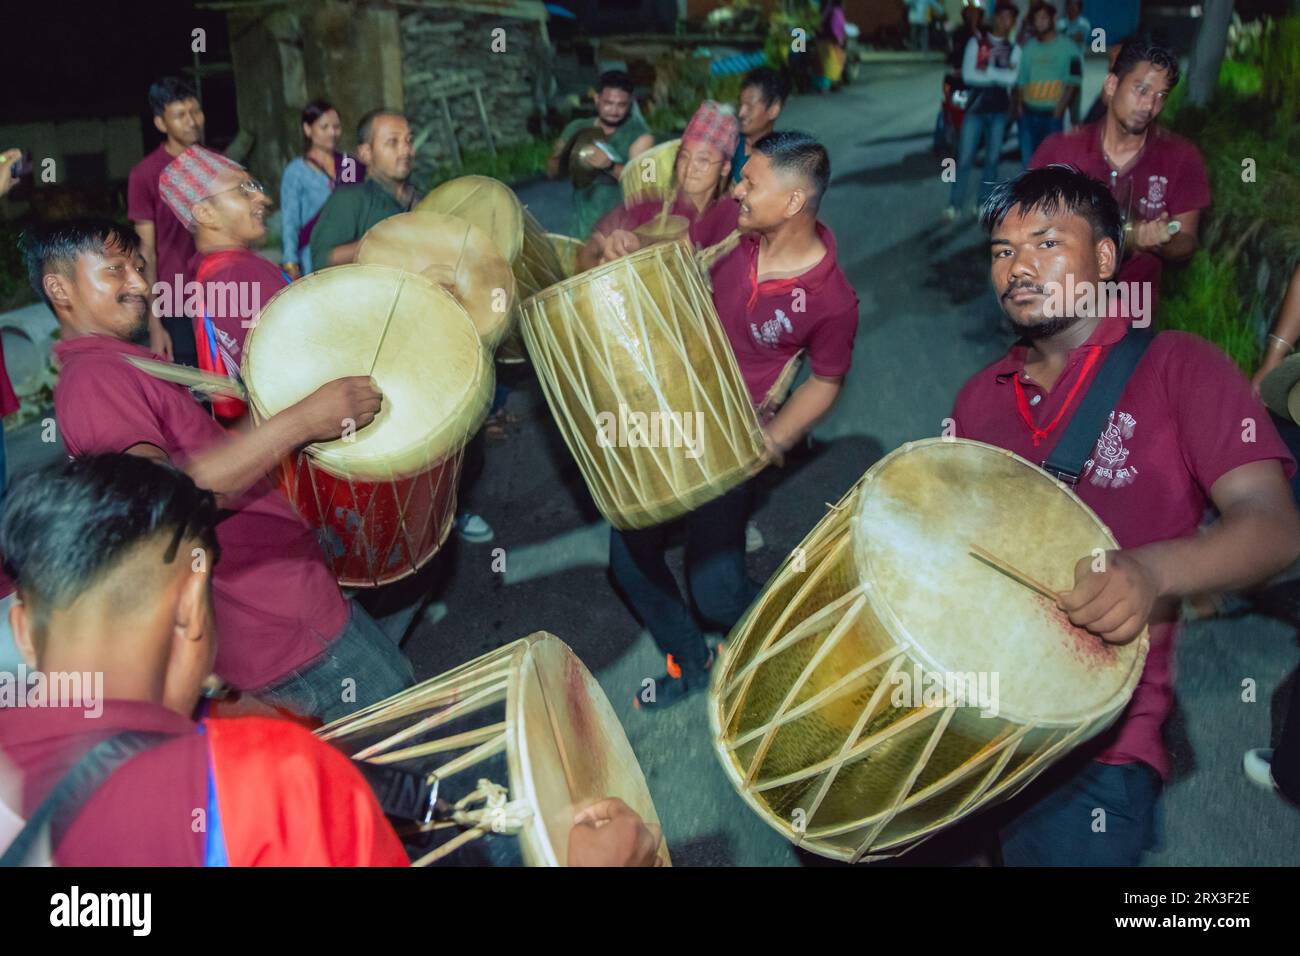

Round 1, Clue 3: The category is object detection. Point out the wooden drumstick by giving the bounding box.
[968,544,1061,602]
[368,273,406,376]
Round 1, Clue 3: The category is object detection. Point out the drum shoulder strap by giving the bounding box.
[1042,329,1154,486]
[0,730,173,867]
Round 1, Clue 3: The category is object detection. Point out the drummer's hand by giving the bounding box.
[296,376,383,442]
[582,144,613,171]
[1058,550,1157,645]
[601,229,641,262]
[568,798,662,867]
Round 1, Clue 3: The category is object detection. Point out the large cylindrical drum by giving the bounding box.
[317,632,672,867]
[709,438,1149,862]
[243,264,492,587]
[520,238,766,529]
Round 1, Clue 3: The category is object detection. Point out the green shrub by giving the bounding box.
[427,137,553,188]
[1159,251,1257,373]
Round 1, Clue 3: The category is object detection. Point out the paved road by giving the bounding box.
[7,58,1296,866]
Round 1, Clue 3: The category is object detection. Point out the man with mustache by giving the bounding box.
[21,219,415,723]
[949,166,1300,864]
[128,76,207,365]
[310,110,419,269]
[158,146,285,423]
[1029,38,1208,314]
[547,71,654,240]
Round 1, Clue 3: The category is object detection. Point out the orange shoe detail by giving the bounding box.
[666,654,682,680]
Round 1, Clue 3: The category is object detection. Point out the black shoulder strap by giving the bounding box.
[0,730,172,867]
[1042,329,1154,485]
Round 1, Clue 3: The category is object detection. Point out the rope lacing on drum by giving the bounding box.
[411,779,533,867]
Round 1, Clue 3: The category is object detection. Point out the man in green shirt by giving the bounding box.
[1013,1,1082,164]
[310,110,419,269]
[547,71,654,240]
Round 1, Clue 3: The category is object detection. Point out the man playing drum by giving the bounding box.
[581,100,741,270]
[613,131,860,710]
[22,219,416,724]
[950,165,1300,865]
[0,455,664,867]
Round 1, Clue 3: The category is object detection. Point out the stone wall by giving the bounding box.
[399,6,552,186]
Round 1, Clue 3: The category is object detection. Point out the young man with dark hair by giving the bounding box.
[949,166,1300,864]
[547,71,654,239]
[128,76,205,366]
[0,454,410,866]
[611,130,859,709]
[733,66,790,185]
[20,219,416,724]
[1029,37,1208,313]
[1014,2,1082,164]
[309,109,418,270]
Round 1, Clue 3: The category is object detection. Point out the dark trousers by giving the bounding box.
[608,483,759,674]
[256,600,416,724]
[1274,672,1300,803]
[997,758,1161,866]
[1018,107,1064,167]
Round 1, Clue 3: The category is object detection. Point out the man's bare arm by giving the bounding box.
[764,375,843,461]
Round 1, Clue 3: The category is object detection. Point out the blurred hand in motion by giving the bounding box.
[0,148,22,198]
[568,797,662,867]
[1058,549,1157,645]
[296,376,383,443]
[761,429,786,469]
[600,229,641,264]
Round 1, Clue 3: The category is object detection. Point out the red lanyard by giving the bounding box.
[747,242,805,310]
[1013,346,1103,447]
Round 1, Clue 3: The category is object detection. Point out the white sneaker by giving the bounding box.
[745,520,764,554]
[455,512,495,544]
[1243,748,1277,791]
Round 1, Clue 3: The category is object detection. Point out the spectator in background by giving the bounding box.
[733,68,788,184]
[547,71,654,240]
[814,0,848,93]
[1057,0,1091,127]
[1013,2,1082,164]
[280,100,364,277]
[0,149,24,495]
[944,0,1021,221]
[128,76,205,366]
[906,0,945,52]
[947,1,986,75]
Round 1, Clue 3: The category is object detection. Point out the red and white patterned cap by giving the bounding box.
[159,145,246,232]
[682,101,739,160]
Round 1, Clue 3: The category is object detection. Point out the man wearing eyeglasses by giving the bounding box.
[158,145,285,423]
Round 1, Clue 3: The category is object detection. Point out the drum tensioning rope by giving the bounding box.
[411,779,533,866]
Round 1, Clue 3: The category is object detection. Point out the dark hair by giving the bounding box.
[356,108,403,147]
[596,70,635,95]
[742,66,791,110]
[753,130,830,212]
[148,76,199,118]
[0,454,220,621]
[302,99,337,149]
[19,218,141,309]
[980,164,1123,250]
[1029,1,1057,18]
[1112,35,1181,89]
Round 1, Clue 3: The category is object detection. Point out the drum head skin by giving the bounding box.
[853,439,1146,726]
[316,633,670,867]
[356,210,515,351]
[242,264,491,479]
[417,175,524,264]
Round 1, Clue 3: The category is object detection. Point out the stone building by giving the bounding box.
[221,0,554,194]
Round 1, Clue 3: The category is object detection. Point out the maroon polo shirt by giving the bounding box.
[187,247,289,367]
[52,334,349,691]
[0,700,206,865]
[1029,122,1211,301]
[950,315,1294,778]
[709,221,860,407]
[593,195,741,250]
[128,143,198,315]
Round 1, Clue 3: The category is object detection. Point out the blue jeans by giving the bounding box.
[949,110,1009,212]
[999,759,1162,866]
[256,601,416,723]
[609,483,759,675]
[1018,107,1063,167]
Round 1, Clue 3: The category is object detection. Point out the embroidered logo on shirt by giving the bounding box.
[751,309,794,348]
[1084,410,1138,488]
[1138,175,1169,218]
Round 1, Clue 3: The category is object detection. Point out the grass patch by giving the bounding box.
[427,137,553,188]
